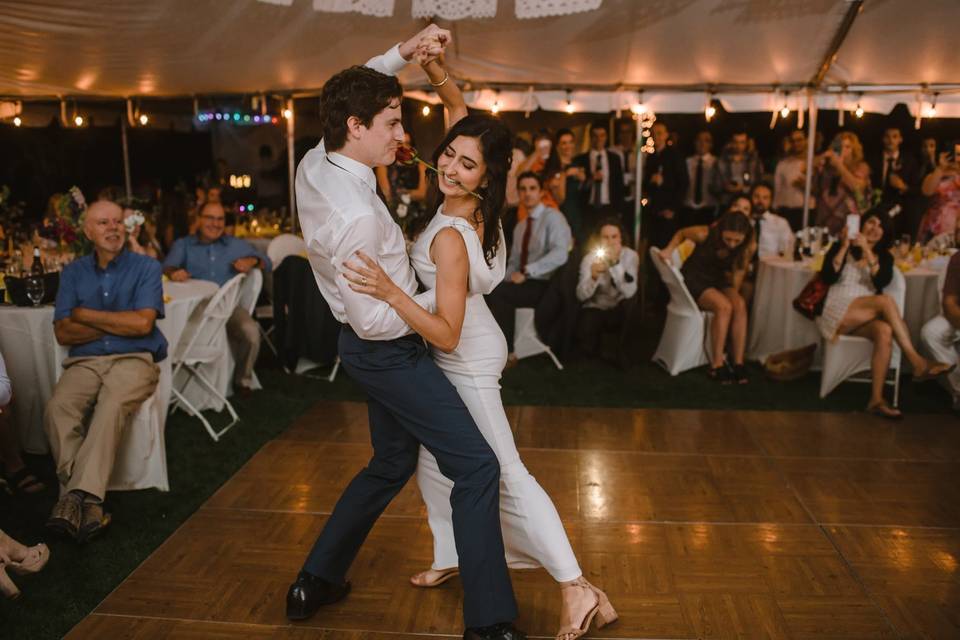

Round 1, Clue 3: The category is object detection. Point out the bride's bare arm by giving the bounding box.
[421,57,468,128]
[342,229,468,352]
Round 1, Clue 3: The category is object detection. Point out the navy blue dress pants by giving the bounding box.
[302,326,518,628]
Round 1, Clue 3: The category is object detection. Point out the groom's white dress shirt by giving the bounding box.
[296,45,434,341]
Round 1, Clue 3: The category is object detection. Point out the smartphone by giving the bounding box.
[845,213,860,239]
[831,137,844,155]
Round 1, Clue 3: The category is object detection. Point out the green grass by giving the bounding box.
[1,313,952,639]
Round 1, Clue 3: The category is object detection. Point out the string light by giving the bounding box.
[197,111,279,126]
[282,107,293,119]
[74,115,84,127]
[630,92,646,116]
[854,104,864,118]
[564,90,574,114]
[421,104,431,117]
[780,103,790,118]
[13,116,21,127]
[139,113,149,125]
[491,90,501,115]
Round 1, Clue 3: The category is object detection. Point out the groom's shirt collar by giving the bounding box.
[326,150,378,194]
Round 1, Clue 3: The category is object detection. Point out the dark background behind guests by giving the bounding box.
[4,101,960,222]
[0,122,212,215]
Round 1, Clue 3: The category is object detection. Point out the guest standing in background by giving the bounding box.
[643,121,688,249]
[549,128,588,245]
[868,127,922,237]
[713,129,763,209]
[682,131,719,228]
[813,132,871,235]
[773,129,810,231]
[574,121,625,232]
[918,144,960,244]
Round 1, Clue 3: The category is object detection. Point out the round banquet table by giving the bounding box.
[747,256,944,365]
[0,279,218,454]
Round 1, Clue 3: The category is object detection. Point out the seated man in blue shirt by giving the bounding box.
[45,200,166,542]
[163,202,271,394]
[486,171,572,365]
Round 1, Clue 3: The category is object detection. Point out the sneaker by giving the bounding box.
[78,497,111,543]
[46,492,83,539]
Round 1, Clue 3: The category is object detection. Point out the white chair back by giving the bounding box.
[648,247,700,315]
[174,274,244,362]
[238,269,263,316]
[267,234,306,269]
[883,266,907,310]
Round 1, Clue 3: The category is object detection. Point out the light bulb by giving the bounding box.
[854,105,864,118]
[926,105,937,118]
[421,105,431,117]
[705,105,716,121]
[780,106,790,118]
[565,101,575,114]
[74,115,84,126]
[282,108,293,119]
[630,103,645,115]
[13,116,21,127]
[491,101,500,115]
[139,114,149,125]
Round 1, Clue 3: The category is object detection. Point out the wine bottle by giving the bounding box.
[31,246,44,276]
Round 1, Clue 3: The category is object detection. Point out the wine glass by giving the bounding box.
[24,275,45,307]
[898,234,912,260]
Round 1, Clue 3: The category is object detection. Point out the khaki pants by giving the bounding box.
[44,353,159,500]
[921,315,960,399]
[226,307,260,388]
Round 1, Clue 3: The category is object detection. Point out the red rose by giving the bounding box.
[395,144,418,165]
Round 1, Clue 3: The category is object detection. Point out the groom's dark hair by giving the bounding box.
[320,65,403,151]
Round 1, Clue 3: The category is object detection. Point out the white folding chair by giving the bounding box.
[513,308,563,370]
[254,234,307,355]
[649,247,713,375]
[170,274,244,441]
[820,268,907,406]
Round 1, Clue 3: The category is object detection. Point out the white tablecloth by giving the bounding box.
[0,279,217,455]
[747,257,943,365]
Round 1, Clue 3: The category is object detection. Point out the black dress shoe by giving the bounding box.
[285,571,351,621]
[463,622,527,640]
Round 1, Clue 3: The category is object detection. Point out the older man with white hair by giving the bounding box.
[45,200,166,542]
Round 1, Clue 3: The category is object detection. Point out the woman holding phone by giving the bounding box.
[814,132,871,235]
[817,207,952,418]
[917,142,960,244]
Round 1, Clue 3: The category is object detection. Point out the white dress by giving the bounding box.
[411,208,581,582]
[817,254,877,341]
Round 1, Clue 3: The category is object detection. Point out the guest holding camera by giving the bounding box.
[575,218,638,359]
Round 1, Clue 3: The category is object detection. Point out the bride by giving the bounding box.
[341,47,616,640]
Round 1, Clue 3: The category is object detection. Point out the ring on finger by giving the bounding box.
[361,277,368,286]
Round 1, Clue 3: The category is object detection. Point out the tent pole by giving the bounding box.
[121,117,132,201]
[801,90,818,230]
[634,119,643,249]
[285,98,297,233]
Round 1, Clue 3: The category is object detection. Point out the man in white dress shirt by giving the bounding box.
[773,130,808,231]
[575,218,639,362]
[749,183,795,259]
[289,27,523,640]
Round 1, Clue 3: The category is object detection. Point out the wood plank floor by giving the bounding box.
[68,403,960,639]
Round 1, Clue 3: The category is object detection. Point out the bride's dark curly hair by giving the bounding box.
[416,115,513,266]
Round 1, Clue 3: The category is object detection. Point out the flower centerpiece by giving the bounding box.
[40,186,90,255]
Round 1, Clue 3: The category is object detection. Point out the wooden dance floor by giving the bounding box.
[68,402,959,639]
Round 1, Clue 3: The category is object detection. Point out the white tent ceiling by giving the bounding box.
[1,0,958,113]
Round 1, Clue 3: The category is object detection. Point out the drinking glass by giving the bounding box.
[899,234,912,259]
[25,275,45,306]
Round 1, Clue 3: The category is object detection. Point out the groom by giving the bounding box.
[289,26,525,640]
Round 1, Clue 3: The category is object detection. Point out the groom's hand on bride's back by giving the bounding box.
[399,24,452,61]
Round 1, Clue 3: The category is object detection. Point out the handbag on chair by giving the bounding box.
[792,274,828,320]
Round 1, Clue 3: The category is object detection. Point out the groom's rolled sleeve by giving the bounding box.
[364,44,407,76]
[334,215,434,341]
